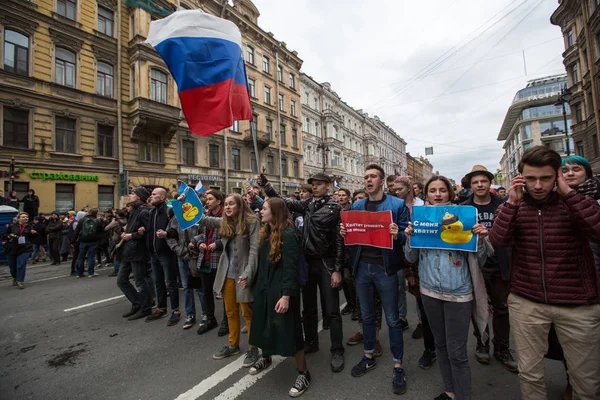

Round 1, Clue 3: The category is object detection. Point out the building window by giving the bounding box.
[307,145,312,162]
[98,6,114,36]
[333,151,341,166]
[139,133,162,162]
[314,97,318,110]
[55,117,76,153]
[250,113,258,133]
[246,45,254,64]
[98,185,114,210]
[57,0,76,20]
[248,78,256,98]
[281,157,288,177]
[593,134,599,159]
[277,64,283,82]
[266,119,273,141]
[182,139,195,165]
[3,30,29,76]
[566,29,574,47]
[305,117,311,134]
[280,124,286,145]
[209,144,219,168]
[278,94,284,111]
[574,103,583,123]
[231,148,241,170]
[289,73,296,89]
[55,47,76,87]
[56,184,75,212]
[97,124,114,157]
[267,154,274,174]
[262,56,270,73]
[571,63,579,83]
[292,129,298,148]
[3,107,29,148]
[151,69,167,103]
[264,86,271,104]
[232,120,240,132]
[250,152,258,173]
[290,100,296,116]
[521,124,531,140]
[293,160,299,177]
[576,140,585,156]
[96,62,113,97]
[305,91,309,105]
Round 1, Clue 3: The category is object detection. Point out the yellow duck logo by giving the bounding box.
[181,202,199,222]
[440,212,473,244]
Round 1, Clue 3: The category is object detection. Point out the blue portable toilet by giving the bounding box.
[0,205,19,263]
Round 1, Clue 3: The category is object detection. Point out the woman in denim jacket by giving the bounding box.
[404,176,490,400]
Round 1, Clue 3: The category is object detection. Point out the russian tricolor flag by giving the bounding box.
[146,11,253,136]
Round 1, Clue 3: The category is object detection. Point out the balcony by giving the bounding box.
[129,97,181,144]
[244,129,271,149]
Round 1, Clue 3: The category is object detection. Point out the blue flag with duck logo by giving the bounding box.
[171,181,204,230]
[410,205,478,252]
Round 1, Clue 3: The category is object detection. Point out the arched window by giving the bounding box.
[55,47,76,87]
[96,62,113,97]
[4,30,29,76]
[246,45,254,65]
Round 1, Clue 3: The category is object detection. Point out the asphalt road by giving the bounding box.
[0,260,568,400]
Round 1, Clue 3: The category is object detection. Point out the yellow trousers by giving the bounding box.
[222,278,254,348]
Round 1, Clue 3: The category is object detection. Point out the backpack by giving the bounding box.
[80,218,98,240]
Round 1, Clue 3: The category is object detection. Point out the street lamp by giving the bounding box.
[317,141,330,172]
[555,87,572,156]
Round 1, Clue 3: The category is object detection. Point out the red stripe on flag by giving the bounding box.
[179,79,252,137]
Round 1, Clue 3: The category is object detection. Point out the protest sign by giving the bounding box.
[341,210,393,249]
[410,205,478,252]
[171,181,204,230]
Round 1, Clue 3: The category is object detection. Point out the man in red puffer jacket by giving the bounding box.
[490,146,600,400]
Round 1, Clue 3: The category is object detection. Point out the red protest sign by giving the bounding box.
[341,210,393,249]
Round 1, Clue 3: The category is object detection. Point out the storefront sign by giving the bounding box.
[527,92,559,101]
[29,172,99,182]
[0,167,24,179]
[188,174,221,182]
[341,210,393,249]
[284,182,300,188]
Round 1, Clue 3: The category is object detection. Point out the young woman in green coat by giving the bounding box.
[248,198,310,398]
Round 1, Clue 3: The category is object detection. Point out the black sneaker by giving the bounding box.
[392,366,407,395]
[213,345,240,360]
[197,318,219,335]
[494,349,518,373]
[399,317,410,331]
[183,315,196,330]
[127,309,152,321]
[475,344,490,364]
[242,348,260,367]
[217,318,229,337]
[304,341,319,354]
[288,370,311,398]
[249,356,272,375]
[419,349,437,369]
[434,393,453,400]
[167,310,181,326]
[351,355,377,377]
[122,306,140,318]
[331,353,345,373]
[323,317,331,330]
[351,309,359,321]
[412,323,423,339]
[341,305,353,315]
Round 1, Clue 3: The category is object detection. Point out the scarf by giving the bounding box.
[576,177,600,199]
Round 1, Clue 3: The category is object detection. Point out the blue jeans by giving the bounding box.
[151,252,179,311]
[77,242,97,276]
[8,252,30,282]
[397,268,407,319]
[355,261,404,363]
[178,258,205,318]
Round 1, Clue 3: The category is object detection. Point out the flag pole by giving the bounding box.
[223,128,229,192]
[250,118,261,176]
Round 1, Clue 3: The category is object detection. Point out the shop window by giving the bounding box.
[139,133,162,162]
[4,182,29,201]
[55,184,75,212]
[96,62,113,97]
[3,107,29,148]
[55,117,76,153]
[98,185,114,210]
[55,47,76,88]
[97,124,114,157]
[97,6,114,36]
[4,30,29,76]
[209,144,219,168]
[182,139,195,166]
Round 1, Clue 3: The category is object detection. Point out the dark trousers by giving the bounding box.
[302,257,344,355]
[342,269,356,311]
[70,242,79,273]
[150,252,179,311]
[96,242,110,265]
[417,295,436,351]
[472,266,510,352]
[117,260,153,312]
[200,268,217,320]
[423,295,473,400]
[48,238,61,264]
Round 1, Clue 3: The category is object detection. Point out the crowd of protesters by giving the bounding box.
[2,145,599,399]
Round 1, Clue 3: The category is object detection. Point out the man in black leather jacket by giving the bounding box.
[259,172,346,373]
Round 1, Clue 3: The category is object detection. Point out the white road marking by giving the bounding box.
[174,302,348,400]
[63,295,125,312]
[29,276,68,283]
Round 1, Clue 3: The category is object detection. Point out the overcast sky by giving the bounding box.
[251,0,565,183]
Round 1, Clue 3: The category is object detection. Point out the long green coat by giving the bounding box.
[249,227,302,357]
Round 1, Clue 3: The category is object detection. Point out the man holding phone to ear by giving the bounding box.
[489,146,600,400]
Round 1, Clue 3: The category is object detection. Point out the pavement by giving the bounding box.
[0,259,568,400]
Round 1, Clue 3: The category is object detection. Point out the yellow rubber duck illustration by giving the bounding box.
[440,212,473,244]
[181,202,199,222]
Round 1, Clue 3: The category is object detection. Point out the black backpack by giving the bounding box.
[80,218,98,240]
